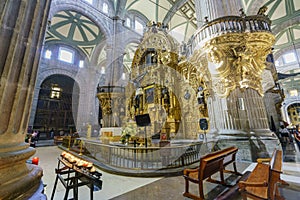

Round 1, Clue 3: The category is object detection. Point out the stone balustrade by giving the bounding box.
[190,15,272,52]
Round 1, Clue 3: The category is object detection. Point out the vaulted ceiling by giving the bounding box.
[45,10,103,59]
[243,0,300,56]
[45,0,300,60]
[124,0,197,42]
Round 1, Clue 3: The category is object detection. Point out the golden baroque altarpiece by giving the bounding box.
[98,12,276,140]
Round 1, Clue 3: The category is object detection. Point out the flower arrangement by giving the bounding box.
[120,122,137,144]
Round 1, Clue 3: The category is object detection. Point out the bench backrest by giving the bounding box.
[198,146,238,180]
[269,149,282,172]
[221,147,238,167]
[268,149,283,199]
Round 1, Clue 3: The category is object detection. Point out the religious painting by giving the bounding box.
[144,85,154,104]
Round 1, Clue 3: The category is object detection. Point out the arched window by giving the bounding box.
[45,50,52,59]
[283,52,297,64]
[135,20,143,35]
[79,60,84,68]
[84,0,93,4]
[126,18,131,27]
[58,47,74,63]
[103,2,108,14]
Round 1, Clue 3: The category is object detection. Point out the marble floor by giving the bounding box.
[31,140,300,200]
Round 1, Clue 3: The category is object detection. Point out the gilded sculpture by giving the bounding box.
[124,21,209,139]
[204,32,274,97]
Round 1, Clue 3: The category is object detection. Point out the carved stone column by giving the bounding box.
[0,0,51,199]
[196,14,279,160]
[97,87,125,127]
[204,32,275,137]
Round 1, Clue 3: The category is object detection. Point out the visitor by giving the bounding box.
[293,125,300,151]
[50,128,54,138]
[36,130,40,142]
[279,125,290,143]
[30,130,38,148]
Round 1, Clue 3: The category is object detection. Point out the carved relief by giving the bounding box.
[204,32,274,97]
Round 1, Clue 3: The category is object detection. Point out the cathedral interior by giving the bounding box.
[1,0,300,199]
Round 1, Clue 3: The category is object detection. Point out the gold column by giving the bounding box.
[0,0,51,199]
[97,88,125,127]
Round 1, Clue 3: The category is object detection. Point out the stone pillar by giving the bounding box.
[199,15,279,160]
[263,92,282,132]
[0,0,51,199]
[210,88,271,135]
[194,0,208,27]
[204,30,275,137]
[195,0,242,22]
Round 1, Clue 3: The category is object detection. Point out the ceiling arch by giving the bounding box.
[124,0,197,43]
[243,0,300,56]
[46,10,104,59]
[123,42,139,72]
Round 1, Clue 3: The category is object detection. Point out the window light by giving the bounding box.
[50,84,62,99]
[45,50,52,59]
[135,20,143,35]
[58,47,74,63]
[283,52,297,64]
[126,18,131,27]
[121,72,126,80]
[103,3,108,13]
[79,60,84,68]
[84,0,93,4]
[290,89,298,96]
[101,66,105,74]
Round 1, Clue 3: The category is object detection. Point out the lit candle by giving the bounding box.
[32,157,39,165]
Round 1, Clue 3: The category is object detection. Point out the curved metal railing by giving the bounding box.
[63,138,214,171]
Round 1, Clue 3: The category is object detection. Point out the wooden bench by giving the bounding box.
[183,146,242,200]
[238,149,288,200]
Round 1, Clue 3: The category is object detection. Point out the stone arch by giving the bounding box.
[272,16,300,35]
[127,10,149,25]
[273,44,300,60]
[29,66,86,127]
[30,73,81,133]
[36,68,85,88]
[122,34,141,48]
[283,99,300,124]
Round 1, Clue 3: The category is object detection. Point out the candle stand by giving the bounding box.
[51,154,102,200]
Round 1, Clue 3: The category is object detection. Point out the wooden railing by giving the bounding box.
[189,15,272,53]
[65,139,207,171]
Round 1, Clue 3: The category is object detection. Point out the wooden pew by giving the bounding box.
[183,146,242,200]
[238,149,288,200]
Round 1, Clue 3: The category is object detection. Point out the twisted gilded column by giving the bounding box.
[0,0,51,199]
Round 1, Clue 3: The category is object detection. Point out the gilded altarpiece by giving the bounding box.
[124,23,209,139]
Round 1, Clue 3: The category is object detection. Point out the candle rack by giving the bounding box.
[50,152,103,200]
